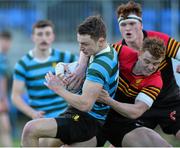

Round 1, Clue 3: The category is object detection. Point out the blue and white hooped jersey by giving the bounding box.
[14,49,78,117]
[86,46,119,120]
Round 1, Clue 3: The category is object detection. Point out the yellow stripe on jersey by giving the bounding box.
[141,89,156,100]
[167,38,174,54]
[141,86,161,101]
[159,59,166,66]
[172,42,180,58]
[169,41,178,57]
[119,77,129,88]
[158,59,168,71]
[167,38,180,58]
[143,87,159,96]
[111,44,122,54]
[159,63,168,71]
[119,83,137,97]
[118,86,132,97]
[119,77,138,95]
[148,86,161,93]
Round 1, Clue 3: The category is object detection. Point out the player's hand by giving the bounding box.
[31,110,45,119]
[57,73,69,86]
[55,62,69,85]
[66,74,84,92]
[97,89,111,104]
[99,89,110,99]
[44,71,66,94]
[65,64,86,89]
[176,64,180,73]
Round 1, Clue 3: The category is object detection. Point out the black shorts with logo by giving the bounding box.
[55,107,106,146]
[138,104,180,135]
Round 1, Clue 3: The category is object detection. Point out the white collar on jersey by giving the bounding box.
[29,48,52,63]
[89,45,111,63]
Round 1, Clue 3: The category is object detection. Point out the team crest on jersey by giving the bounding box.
[131,79,143,88]
[72,114,80,121]
[169,110,176,121]
[52,62,57,68]
[135,79,143,84]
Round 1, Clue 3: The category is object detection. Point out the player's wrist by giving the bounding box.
[108,98,115,106]
[30,110,38,119]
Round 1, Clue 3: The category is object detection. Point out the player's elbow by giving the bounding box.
[128,102,149,119]
[78,100,93,112]
[128,111,144,119]
[79,104,92,112]
[11,91,19,106]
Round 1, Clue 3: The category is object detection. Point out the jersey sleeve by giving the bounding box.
[13,59,27,82]
[167,38,180,59]
[86,60,107,86]
[136,73,162,107]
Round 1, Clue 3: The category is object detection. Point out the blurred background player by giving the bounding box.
[0,30,13,146]
[11,20,78,146]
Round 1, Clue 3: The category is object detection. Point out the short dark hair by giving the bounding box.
[142,37,166,60]
[0,30,12,40]
[77,15,106,41]
[116,1,142,19]
[32,20,54,32]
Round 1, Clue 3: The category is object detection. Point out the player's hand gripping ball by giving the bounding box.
[55,61,83,93]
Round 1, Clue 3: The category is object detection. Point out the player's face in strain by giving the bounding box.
[32,26,55,51]
[77,33,99,56]
[119,19,142,43]
[138,51,163,76]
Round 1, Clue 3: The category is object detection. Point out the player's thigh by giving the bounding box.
[24,118,58,137]
[69,136,97,147]
[122,127,164,146]
[39,138,63,147]
[55,112,100,145]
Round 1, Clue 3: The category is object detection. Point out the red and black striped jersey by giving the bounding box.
[116,30,180,107]
[112,44,162,107]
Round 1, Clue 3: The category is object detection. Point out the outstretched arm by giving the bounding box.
[0,76,9,112]
[12,80,45,119]
[98,90,149,119]
[45,72,102,112]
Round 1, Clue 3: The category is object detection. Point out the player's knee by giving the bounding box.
[22,120,40,138]
[134,127,158,140]
[122,127,155,146]
[122,130,137,146]
[139,128,172,147]
[175,130,180,140]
